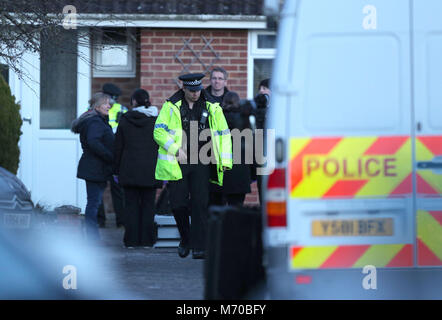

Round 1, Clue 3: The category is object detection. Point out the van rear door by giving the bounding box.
[413,0,442,267]
[286,0,415,270]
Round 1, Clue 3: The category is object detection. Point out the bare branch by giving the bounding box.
[0,0,130,81]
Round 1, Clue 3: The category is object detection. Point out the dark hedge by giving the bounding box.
[0,75,22,174]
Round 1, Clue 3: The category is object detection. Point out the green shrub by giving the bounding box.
[0,75,22,174]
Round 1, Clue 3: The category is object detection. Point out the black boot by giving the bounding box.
[178,241,190,258]
[173,208,190,258]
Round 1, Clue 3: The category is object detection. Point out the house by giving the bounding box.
[2,0,276,211]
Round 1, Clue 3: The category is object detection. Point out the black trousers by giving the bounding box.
[97,178,125,226]
[168,164,210,251]
[123,186,157,247]
[257,175,263,208]
[210,192,246,207]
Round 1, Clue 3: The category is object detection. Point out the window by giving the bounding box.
[257,34,277,49]
[248,31,276,98]
[92,28,136,78]
[40,28,77,129]
[427,35,442,130]
[304,35,401,132]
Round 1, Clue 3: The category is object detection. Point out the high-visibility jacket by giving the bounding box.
[154,90,233,185]
[108,103,128,132]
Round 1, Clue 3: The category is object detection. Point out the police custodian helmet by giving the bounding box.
[179,73,205,91]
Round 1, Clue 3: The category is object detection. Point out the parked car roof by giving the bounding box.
[0,167,33,212]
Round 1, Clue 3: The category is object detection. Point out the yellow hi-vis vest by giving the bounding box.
[153,95,233,186]
[108,103,127,131]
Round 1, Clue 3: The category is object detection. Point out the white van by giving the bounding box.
[263,0,442,299]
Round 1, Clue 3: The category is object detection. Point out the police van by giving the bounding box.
[263,0,442,299]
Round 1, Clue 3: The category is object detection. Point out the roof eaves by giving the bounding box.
[75,13,268,29]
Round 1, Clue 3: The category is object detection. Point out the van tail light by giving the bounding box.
[295,275,312,285]
[266,168,287,227]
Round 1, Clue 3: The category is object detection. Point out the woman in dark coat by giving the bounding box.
[114,89,160,248]
[71,92,113,242]
[211,91,252,206]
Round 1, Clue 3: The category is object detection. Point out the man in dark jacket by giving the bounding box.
[206,67,231,205]
[114,89,160,248]
[72,93,114,242]
[206,67,229,103]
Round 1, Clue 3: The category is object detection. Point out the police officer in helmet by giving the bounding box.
[154,73,233,259]
[102,83,128,134]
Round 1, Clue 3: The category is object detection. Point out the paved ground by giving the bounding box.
[2,210,271,300]
[97,214,205,300]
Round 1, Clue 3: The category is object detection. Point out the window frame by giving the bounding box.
[248,30,277,98]
[92,28,136,78]
[251,31,277,55]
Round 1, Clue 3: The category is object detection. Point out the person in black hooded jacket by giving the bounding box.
[71,92,113,242]
[114,89,160,248]
[210,91,252,206]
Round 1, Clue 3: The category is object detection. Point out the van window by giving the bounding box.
[427,35,442,130]
[303,35,401,133]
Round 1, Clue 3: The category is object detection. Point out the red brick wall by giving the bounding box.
[140,29,248,107]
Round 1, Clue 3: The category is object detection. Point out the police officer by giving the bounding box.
[103,83,128,134]
[97,83,127,228]
[254,78,271,206]
[154,73,233,259]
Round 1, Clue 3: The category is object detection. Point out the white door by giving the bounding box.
[12,32,90,211]
[413,0,442,267]
[6,51,36,193]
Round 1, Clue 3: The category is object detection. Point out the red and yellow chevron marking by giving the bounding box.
[290,244,413,269]
[416,136,442,196]
[417,210,442,266]
[289,136,412,198]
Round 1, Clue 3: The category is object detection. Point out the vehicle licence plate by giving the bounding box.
[312,218,393,237]
[3,213,31,229]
